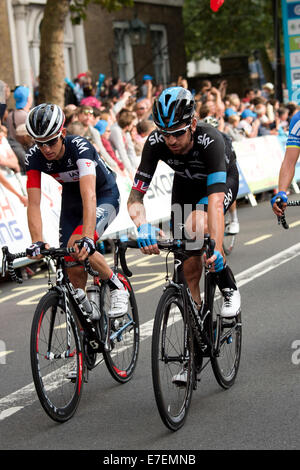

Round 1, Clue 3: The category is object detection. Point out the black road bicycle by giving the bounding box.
[134,235,242,431]
[1,240,139,422]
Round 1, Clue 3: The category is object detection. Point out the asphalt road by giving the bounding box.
[1,194,300,452]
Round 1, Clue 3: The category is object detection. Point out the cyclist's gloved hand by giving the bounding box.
[26,241,45,257]
[75,236,96,255]
[271,191,288,208]
[213,250,224,273]
[137,223,160,248]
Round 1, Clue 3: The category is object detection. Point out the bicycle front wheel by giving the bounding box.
[151,288,194,431]
[101,271,139,384]
[30,291,84,422]
[223,225,236,256]
[210,283,242,389]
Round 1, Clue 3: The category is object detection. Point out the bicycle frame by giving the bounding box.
[48,255,105,355]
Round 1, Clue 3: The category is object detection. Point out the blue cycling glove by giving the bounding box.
[213,250,224,272]
[271,191,288,208]
[137,223,160,248]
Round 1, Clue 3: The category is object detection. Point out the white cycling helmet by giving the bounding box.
[26,103,65,139]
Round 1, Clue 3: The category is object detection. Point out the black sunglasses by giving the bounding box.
[35,132,62,148]
[159,123,191,138]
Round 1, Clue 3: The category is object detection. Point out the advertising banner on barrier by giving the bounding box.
[103,161,174,238]
[233,135,285,194]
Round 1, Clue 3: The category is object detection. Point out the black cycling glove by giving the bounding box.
[26,241,46,257]
[75,236,96,255]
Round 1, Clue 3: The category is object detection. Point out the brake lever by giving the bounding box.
[275,198,289,229]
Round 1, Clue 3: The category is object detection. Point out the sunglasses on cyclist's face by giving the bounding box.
[35,132,62,148]
[159,123,191,138]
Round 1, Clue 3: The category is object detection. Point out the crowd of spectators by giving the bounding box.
[0,71,298,208]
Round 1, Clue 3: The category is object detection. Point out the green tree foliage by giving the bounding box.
[70,0,133,24]
[183,0,275,62]
[39,0,133,105]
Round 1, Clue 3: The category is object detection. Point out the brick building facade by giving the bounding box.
[0,0,186,94]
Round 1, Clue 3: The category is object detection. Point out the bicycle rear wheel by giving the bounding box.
[30,291,84,422]
[101,271,139,384]
[151,288,194,431]
[209,282,242,388]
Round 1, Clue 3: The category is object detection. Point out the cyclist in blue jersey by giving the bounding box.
[127,87,241,318]
[25,103,128,318]
[271,109,300,216]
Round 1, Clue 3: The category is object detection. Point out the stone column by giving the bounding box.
[73,23,88,75]
[13,1,32,88]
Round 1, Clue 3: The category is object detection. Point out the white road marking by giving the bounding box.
[2,241,300,422]
[244,234,272,245]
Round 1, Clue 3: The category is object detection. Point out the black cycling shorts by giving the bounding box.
[59,183,120,247]
[170,162,239,238]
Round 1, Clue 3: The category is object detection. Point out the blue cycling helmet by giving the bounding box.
[152,87,195,129]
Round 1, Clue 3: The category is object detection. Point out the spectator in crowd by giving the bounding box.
[271,106,289,137]
[241,88,256,104]
[15,124,34,151]
[6,86,32,141]
[80,83,102,109]
[0,125,21,172]
[0,169,27,206]
[109,109,138,176]
[261,82,274,100]
[224,114,245,142]
[140,74,153,99]
[94,119,125,173]
[266,98,279,123]
[285,102,299,123]
[134,98,152,122]
[133,119,156,157]
[64,104,78,127]
[238,109,260,138]
[77,105,120,172]
[66,120,85,136]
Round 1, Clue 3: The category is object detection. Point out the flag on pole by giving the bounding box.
[210,0,225,12]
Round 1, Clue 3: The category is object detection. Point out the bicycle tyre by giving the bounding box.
[30,290,84,422]
[101,271,139,384]
[223,228,236,256]
[151,287,194,431]
[209,283,242,389]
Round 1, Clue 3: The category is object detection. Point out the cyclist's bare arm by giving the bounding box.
[273,147,300,217]
[205,192,225,266]
[127,188,147,228]
[27,187,43,242]
[74,174,97,262]
[208,192,225,252]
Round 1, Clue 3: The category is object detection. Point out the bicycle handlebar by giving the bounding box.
[276,199,300,230]
[117,235,216,278]
[1,246,76,284]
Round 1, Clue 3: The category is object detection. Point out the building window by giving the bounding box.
[113,22,134,82]
[150,25,170,86]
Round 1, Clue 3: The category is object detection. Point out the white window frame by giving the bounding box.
[149,24,170,86]
[113,21,135,82]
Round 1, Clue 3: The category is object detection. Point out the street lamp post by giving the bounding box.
[273,0,283,102]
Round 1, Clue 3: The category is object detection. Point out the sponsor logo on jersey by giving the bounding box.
[197,133,214,149]
[71,136,90,154]
[149,131,165,146]
[224,188,233,209]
